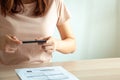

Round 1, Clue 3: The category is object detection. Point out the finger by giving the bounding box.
[42,47,53,53]
[44,46,54,50]
[42,37,54,45]
[6,35,22,44]
[45,50,53,53]
[42,45,56,53]
[43,42,53,46]
[46,36,53,43]
[5,45,18,53]
[35,37,48,45]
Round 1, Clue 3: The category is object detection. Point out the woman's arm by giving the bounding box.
[40,20,76,54]
[56,20,76,54]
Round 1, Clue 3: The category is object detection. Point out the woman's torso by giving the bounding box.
[0,0,58,65]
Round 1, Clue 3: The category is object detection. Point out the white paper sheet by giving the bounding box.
[15,66,79,80]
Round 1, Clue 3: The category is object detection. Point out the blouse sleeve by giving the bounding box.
[56,0,71,26]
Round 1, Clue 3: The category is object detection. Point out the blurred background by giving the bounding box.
[52,0,120,62]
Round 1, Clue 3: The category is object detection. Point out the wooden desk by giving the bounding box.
[1,58,120,80]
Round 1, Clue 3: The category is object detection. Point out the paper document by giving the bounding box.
[15,66,79,80]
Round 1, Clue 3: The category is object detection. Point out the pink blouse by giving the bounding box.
[0,0,70,65]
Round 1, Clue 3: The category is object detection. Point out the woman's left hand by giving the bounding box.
[37,36,57,53]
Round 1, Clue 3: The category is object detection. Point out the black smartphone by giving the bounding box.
[22,40,46,44]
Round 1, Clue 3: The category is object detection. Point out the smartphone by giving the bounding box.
[22,40,46,44]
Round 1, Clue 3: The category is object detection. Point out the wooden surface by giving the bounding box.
[1,58,120,80]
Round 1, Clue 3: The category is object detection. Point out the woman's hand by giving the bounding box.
[4,35,22,53]
[37,36,57,53]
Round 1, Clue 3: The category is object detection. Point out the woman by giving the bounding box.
[0,0,76,65]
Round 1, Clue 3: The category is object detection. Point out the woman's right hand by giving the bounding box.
[4,35,22,54]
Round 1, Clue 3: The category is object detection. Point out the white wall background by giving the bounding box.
[52,0,120,62]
